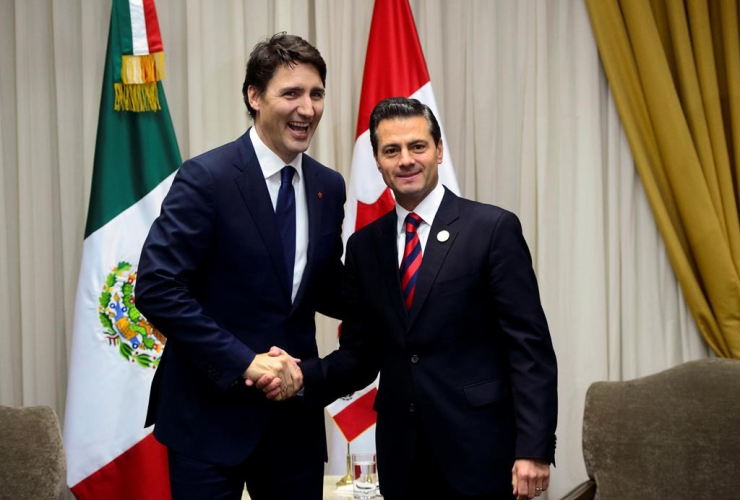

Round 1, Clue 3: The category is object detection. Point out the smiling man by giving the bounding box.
[293,97,558,500]
[135,33,345,500]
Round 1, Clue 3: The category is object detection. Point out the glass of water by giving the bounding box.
[351,452,379,499]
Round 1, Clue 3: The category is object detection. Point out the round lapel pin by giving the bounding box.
[437,230,450,242]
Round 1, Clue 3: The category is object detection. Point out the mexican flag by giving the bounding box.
[63,1,180,498]
[328,0,460,467]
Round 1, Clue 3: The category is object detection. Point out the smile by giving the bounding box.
[397,170,421,180]
[288,121,310,132]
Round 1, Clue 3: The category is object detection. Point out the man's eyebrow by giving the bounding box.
[277,85,325,97]
[391,139,427,147]
[279,86,303,93]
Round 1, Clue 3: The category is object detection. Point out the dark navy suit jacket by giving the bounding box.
[302,189,557,497]
[136,130,345,465]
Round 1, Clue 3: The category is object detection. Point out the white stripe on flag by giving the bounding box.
[129,0,149,55]
[349,130,386,205]
[341,128,387,248]
[64,172,176,486]
[326,376,379,417]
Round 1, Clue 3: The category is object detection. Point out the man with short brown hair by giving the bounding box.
[136,33,345,500]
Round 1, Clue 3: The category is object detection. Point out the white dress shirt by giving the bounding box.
[250,127,308,302]
[394,182,446,266]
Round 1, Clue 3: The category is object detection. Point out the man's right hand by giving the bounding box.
[243,348,302,401]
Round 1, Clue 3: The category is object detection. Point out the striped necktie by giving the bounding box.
[400,213,423,310]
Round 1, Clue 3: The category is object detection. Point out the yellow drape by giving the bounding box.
[585,0,740,358]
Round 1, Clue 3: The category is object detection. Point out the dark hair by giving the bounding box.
[242,33,327,120]
[369,97,441,155]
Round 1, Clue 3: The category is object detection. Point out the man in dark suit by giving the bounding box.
[274,97,557,500]
[135,33,345,500]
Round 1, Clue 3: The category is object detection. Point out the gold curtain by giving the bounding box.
[585,0,740,358]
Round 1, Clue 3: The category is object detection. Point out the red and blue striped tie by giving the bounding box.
[400,213,423,310]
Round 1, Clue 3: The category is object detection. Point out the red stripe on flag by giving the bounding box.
[332,388,378,442]
[71,434,171,500]
[356,188,395,231]
[142,0,163,53]
[355,0,430,138]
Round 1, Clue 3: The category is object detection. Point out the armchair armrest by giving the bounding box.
[558,480,595,500]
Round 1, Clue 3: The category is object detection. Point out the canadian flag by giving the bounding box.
[327,0,460,460]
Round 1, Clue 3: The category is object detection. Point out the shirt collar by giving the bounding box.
[249,126,303,180]
[395,182,445,234]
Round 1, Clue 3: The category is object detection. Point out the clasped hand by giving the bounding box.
[244,346,302,401]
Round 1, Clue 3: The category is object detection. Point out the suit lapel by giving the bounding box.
[379,211,408,327]
[407,189,460,328]
[291,158,324,311]
[233,132,292,301]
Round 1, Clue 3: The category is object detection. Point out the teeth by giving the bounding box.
[289,122,309,129]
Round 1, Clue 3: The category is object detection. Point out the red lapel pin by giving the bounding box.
[317,192,323,200]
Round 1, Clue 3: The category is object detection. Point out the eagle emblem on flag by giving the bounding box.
[98,261,165,369]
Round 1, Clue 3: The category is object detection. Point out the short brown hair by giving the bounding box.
[242,33,327,120]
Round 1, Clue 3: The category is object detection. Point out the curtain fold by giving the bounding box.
[585,0,740,358]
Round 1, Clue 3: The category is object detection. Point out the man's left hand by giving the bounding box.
[512,458,550,499]
[250,346,302,400]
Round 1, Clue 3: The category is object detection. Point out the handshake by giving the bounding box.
[243,346,302,401]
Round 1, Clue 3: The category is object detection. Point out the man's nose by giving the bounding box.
[399,148,414,166]
[296,95,315,118]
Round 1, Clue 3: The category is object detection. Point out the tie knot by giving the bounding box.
[281,166,295,185]
[405,212,422,233]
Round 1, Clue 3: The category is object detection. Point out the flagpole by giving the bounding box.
[336,442,354,486]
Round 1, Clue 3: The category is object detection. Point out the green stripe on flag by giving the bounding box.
[116,0,134,58]
[85,5,180,238]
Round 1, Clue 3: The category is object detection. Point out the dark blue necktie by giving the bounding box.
[276,166,296,291]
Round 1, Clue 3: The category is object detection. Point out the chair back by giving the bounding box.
[582,358,740,499]
[0,405,67,500]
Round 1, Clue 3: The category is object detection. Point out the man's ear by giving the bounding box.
[436,139,444,164]
[247,85,261,112]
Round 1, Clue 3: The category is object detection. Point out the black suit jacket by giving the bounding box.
[303,188,557,497]
[136,130,345,466]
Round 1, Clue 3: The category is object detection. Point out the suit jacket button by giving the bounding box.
[411,354,419,364]
[409,403,416,413]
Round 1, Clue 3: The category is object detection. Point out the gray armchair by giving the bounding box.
[560,358,740,500]
[0,405,68,500]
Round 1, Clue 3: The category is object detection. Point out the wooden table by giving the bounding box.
[241,475,382,499]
